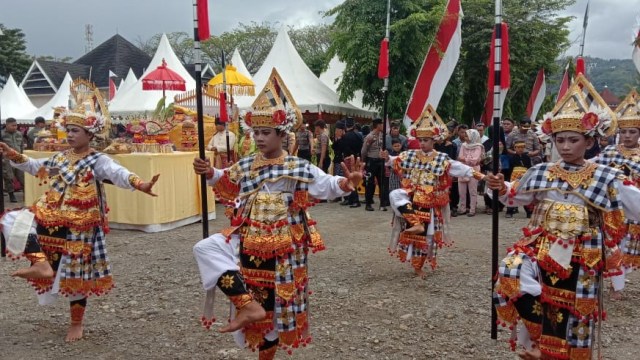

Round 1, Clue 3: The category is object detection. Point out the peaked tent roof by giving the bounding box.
[109,33,196,114]
[236,27,375,118]
[22,72,73,120]
[0,74,38,121]
[74,34,152,88]
[231,48,252,79]
[319,56,375,112]
[110,68,137,103]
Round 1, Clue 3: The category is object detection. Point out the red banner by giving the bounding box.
[377,38,389,79]
[219,92,228,122]
[197,0,210,41]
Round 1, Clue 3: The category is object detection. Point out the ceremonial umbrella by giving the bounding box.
[142,58,187,100]
[207,64,255,98]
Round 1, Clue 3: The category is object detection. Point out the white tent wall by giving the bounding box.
[0,74,38,123]
[236,27,376,119]
[230,48,252,79]
[319,56,376,113]
[109,68,138,104]
[22,72,73,121]
[109,34,196,114]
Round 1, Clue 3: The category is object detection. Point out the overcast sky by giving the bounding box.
[0,0,638,60]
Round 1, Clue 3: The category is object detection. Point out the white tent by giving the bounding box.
[237,27,376,118]
[110,68,138,104]
[22,72,72,120]
[0,74,38,122]
[230,48,252,79]
[109,34,196,114]
[319,56,375,112]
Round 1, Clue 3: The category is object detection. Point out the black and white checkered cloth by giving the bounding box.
[228,155,315,198]
[593,145,640,178]
[44,151,103,194]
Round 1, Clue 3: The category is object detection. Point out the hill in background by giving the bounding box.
[548,57,640,98]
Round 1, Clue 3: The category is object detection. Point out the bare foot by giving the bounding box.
[11,261,54,279]
[517,346,541,360]
[414,268,427,279]
[219,301,266,333]
[65,323,83,342]
[405,224,425,234]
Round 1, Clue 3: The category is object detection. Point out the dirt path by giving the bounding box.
[1,200,638,359]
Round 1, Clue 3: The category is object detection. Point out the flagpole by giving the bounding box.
[192,0,209,238]
[221,50,231,164]
[579,0,590,57]
[490,0,503,341]
[0,26,5,256]
[381,0,391,151]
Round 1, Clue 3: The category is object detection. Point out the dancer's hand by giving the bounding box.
[486,172,505,191]
[138,174,160,197]
[193,157,213,178]
[341,157,364,191]
[0,142,17,157]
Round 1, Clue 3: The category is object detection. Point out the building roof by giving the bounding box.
[184,63,216,84]
[599,86,620,108]
[74,34,151,88]
[21,60,90,96]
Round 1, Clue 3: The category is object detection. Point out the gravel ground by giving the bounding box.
[1,194,639,359]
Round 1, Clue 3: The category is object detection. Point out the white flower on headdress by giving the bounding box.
[584,103,612,137]
[535,112,553,142]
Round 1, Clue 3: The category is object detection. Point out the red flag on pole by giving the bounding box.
[108,70,117,100]
[482,22,510,126]
[219,92,228,123]
[197,0,210,41]
[525,69,546,121]
[556,63,570,103]
[378,38,389,79]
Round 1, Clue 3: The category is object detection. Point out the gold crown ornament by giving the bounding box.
[60,111,106,134]
[411,104,448,140]
[240,68,302,132]
[536,74,616,142]
[615,89,640,129]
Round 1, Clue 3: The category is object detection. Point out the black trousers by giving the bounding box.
[365,158,389,206]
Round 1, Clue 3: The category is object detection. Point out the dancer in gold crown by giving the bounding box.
[0,112,158,342]
[192,69,362,359]
[487,75,640,359]
[382,105,484,279]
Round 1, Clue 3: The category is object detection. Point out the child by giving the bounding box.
[0,112,158,342]
[192,69,363,359]
[505,140,533,218]
[456,129,484,217]
[387,138,403,192]
[383,105,483,278]
[487,75,640,359]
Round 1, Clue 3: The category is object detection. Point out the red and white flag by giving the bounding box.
[633,28,640,74]
[482,22,510,126]
[108,70,117,101]
[197,0,210,41]
[378,38,389,79]
[403,0,462,129]
[526,69,546,121]
[556,62,570,103]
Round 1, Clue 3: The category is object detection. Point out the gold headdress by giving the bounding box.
[413,104,447,140]
[615,89,640,129]
[60,111,106,134]
[536,74,616,141]
[240,68,302,132]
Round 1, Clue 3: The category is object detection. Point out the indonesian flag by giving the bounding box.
[633,29,640,74]
[378,38,389,79]
[197,0,210,41]
[482,22,510,126]
[556,62,570,103]
[108,70,117,101]
[526,69,546,121]
[403,0,462,129]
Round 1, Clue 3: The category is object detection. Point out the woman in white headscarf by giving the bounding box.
[457,129,485,216]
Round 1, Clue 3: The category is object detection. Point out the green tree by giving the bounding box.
[0,24,32,88]
[289,24,333,76]
[327,0,575,121]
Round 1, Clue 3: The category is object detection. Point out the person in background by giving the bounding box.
[207,119,237,168]
[456,129,484,217]
[332,120,347,202]
[387,138,403,192]
[504,140,533,218]
[27,116,47,149]
[361,118,389,211]
[293,123,314,161]
[385,122,407,152]
[281,130,296,155]
[506,117,542,165]
[2,117,25,202]
[435,124,458,216]
[340,117,364,207]
[236,128,256,159]
[313,120,331,173]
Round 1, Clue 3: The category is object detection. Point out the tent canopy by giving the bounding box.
[231,48,252,80]
[319,56,375,112]
[22,72,73,120]
[0,74,38,122]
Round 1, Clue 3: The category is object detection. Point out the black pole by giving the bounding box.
[490,0,503,340]
[193,0,209,238]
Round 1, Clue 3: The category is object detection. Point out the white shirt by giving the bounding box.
[207,131,236,152]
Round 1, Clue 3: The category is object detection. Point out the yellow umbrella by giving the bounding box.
[207,65,255,97]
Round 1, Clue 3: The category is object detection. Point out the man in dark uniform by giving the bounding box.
[340,117,363,207]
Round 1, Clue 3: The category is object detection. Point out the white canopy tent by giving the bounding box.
[230,48,252,79]
[236,27,376,119]
[22,72,72,120]
[109,68,138,104]
[0,74,38,122]
[319,56,375,112]
[109,34,196,114]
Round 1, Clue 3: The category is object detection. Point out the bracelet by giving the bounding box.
[128,174,144,190]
